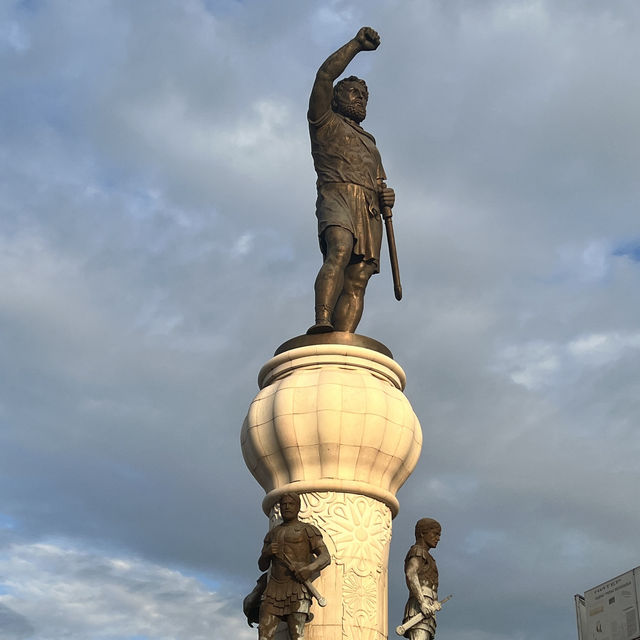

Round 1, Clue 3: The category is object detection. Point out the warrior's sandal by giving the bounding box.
[306,321,334,335]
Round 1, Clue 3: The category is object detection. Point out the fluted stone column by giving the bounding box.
[241,336,422,640]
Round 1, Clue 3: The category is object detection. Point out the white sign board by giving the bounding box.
[584,569,640,640]
[576,594,587,640]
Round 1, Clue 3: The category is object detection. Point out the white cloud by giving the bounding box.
[568,331,640,366]
[494,330,640,390]
[3,2,640,640]
[493,341,561,390]
[0,540,253,640]
[555,240,613,283]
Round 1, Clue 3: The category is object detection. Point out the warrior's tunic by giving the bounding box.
[309,109,385,272]
[260,521,325,619]
[402,544,439,639]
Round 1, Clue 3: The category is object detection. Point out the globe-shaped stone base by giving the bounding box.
[241,339,422,516]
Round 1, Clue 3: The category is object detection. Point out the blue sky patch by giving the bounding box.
[0,513,18,530]
[613,242,640,262]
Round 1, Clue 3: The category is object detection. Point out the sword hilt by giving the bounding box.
[395,594,453,635]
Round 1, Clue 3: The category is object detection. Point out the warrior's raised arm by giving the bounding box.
[308,27,380,122]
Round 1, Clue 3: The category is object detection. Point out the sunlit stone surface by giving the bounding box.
[241,342,422,640]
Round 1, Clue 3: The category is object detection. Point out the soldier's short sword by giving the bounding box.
[395,594,453,636]
[281,549,327,607]
[379,181,402,301]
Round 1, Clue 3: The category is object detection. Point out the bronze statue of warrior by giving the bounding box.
[256,492,330,640]
[307,26,396,335]
[401,518,443,640]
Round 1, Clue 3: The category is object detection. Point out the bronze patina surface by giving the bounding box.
[252,492,331,640]
[399,519,443,640]
[307,26,400,335]
[275,331,393,359]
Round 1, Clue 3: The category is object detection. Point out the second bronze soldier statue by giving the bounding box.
[400,518,443,640]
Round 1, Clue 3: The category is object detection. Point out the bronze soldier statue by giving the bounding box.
[257,492,331,640]
[307,26,396,334]
[400,518,443,640]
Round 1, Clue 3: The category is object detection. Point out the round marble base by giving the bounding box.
[275,332,393,359]
[241,342,422,517]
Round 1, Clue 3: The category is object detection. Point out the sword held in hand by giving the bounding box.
[395,594,453,636]
[280,549,327,607]
[379,181,402,301]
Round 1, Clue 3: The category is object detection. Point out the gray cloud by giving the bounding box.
[0,538,253,639]
[0,603,34,640]
[1,1,639,639]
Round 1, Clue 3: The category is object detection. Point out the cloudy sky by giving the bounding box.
[1,0,640,638]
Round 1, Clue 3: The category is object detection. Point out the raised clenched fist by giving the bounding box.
[355,27,380,51]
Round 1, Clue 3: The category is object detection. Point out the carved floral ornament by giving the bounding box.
[300,492,391,574]
[343,570,379,638]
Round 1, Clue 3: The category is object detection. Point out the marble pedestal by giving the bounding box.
[241,334,422,640]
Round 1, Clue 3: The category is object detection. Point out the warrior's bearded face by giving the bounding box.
[279,493,301,522]
[333,78,368,123]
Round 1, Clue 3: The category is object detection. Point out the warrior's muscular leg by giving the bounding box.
[286,612,308,640]
[258,609,280,640]
[332,260,377,332]
[308,226,354,334]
